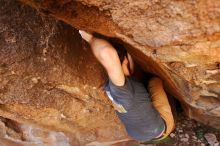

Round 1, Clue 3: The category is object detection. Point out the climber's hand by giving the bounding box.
[79,30,93,43]
[79,30,113,54]
[79,30,125,86]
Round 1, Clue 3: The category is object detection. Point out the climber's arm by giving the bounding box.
[79,30,125,86]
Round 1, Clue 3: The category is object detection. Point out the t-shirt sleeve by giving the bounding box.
[108,77,135,111]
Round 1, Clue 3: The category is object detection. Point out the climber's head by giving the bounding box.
[92,32,132,75]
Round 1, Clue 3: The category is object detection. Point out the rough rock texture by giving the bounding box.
[0,0,131,145]
[0,0,220,145]
[0,117,69,146]
[18,0,220,129]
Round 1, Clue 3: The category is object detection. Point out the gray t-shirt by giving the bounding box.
[104,77,165,141]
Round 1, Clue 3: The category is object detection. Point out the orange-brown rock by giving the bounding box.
[0,0,131,145]
[19,0,220,128]
[0,0,220,145]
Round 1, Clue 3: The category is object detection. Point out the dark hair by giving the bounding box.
[111,40,127,63]
[93,33,127,63]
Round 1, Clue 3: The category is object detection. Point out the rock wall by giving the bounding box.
[0,0,220,145]
[18,0,220,128]
[0,0,133,145]
[0,117,69,146]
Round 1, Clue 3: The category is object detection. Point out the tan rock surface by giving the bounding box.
[19,0,220,128]
[0,0,129,145]
[0,117,70,146]
[0,0,220,145]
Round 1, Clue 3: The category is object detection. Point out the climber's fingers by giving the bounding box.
[79,30,93,43]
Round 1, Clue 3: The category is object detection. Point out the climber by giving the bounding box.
[79,30,174,142]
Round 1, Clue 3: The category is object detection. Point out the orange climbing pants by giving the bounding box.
[148,77,175,139]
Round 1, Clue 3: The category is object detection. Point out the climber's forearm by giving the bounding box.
[79,30,125,86]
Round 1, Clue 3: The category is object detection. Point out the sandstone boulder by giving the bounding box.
[19,0,220,128]
[0,0,130,145]
[0,0,220,145]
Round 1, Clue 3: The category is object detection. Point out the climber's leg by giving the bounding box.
[148,77,175,139]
